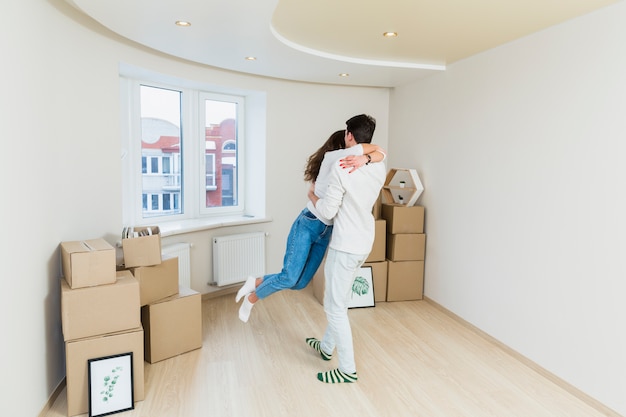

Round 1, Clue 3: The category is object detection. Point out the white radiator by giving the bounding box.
[213,232,266,286]
[162,242,191,288]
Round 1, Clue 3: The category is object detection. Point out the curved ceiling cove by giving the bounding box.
[66,0,618,87]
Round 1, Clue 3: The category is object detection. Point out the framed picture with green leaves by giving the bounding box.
[348,266,375,308]
[88,352,134,417]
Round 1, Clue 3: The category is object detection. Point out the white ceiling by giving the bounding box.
[66,0,618,88]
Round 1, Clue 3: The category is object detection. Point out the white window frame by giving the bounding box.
[198,91,245,216]
[119,63,267,232]
[121,78,246,226]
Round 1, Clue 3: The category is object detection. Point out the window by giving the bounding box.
[121,77,251,225]
[120,65,266,230]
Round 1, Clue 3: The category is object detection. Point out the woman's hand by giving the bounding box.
[340,154,367,173]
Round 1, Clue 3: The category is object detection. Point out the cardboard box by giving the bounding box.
[386,260,424,302]
[364,261,388,302]
[365,219,387,262]
[312,258,389,305]
[65,327,144,417]
[122,226,162,267]
[130,256,179,306]
[141,286,202,363]
[386,233,426,261]
[381,204,425,234]
[60,239,116,289]
[61,270,141,341]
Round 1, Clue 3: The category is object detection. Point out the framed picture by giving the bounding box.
[88,352,134,417]
[348,266,375,308]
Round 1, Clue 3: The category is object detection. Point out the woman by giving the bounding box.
[236,129,386,322]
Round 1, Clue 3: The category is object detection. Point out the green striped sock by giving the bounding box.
[317,368,358,384]
[306,337,332,361]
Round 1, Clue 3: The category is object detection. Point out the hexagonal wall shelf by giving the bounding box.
[382,168,424,206]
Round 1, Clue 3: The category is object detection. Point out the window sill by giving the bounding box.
[157,215,272,237]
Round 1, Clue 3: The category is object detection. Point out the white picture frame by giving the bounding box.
[348,266,375,308]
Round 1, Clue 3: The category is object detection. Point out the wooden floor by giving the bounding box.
[44,289,616,417]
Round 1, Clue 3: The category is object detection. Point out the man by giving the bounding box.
[306,114,386,383]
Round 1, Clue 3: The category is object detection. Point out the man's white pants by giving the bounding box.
[321,248,366,374]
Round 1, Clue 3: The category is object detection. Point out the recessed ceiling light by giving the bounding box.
[383,32,398,38]
[339,73,350,77]
[175,21,191,27]
[245,56,257,61]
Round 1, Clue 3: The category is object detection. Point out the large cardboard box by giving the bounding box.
[365,219,386,262]
[386,260,424,302]
[364,261,388,302]
[65,327,144,417]
[386,233,426,261]
[122,226,162,268]
[61,270,141,341]
[130,256,179,306]
[60,239,116,289]
[141,286,202,363]
[381,204,425,234]
[312,259,388,305]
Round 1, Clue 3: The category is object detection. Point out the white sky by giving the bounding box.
[140,86,235,127]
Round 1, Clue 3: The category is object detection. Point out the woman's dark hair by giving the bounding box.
[304,130,345,182]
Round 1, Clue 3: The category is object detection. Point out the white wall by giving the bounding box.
[2,1,389,415]
[389,2,626,415]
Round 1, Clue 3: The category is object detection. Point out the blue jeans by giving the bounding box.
[255,208,333,299]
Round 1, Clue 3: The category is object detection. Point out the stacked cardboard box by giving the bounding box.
[120,227,202,364]
[60,239,144,417]
[60,228,203,416]
[381,204,425,301]
[141,286,203,363]
[364,218,388,303]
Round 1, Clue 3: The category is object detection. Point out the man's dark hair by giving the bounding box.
[346,114,376,144]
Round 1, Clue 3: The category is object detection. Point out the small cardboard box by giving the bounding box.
[141,286,202,363]
[60,239,116,289]
[312,258,389,305]
[364,261,388,302]
[386,233,426,261]
[130,256,179,306]
[381,204,425,234]
[122,226,162,268]
[65,327,144,417]
[365,219,387,262]
[61,270,141,341]
[386,260,424,302]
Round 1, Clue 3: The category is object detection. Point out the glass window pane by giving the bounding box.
[204,99,237,208]
[140,85,182,218]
